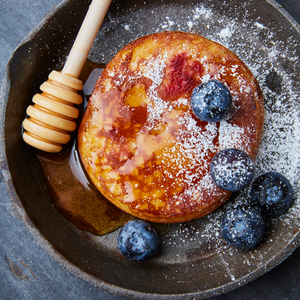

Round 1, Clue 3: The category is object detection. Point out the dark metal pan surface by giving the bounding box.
[1,0,300,299]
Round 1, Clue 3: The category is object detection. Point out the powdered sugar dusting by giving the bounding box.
[220,27,232,39]
[218,121,248,151]
[89,0,300,285]
[140,55,166,85]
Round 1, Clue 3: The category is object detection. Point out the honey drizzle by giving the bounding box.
[35,142,133,236]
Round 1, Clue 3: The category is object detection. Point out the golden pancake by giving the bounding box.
[78,31,264,223]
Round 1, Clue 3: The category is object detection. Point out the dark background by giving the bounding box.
[0,0,299,299]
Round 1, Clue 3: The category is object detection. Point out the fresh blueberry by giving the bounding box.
[118,220,159,262]
[250,171,294,218]
[191,79,232,122]
[210,148,255,192]
[221,206,265,250]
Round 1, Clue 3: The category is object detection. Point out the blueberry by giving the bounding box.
[221,206,265,250]
[191,79,232,122]
[118,220,159,262]
[210,148,255,192]
[250,171,294,218]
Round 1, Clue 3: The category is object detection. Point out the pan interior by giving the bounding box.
[2,0,300,298]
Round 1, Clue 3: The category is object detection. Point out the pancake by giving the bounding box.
[78,31,264,224]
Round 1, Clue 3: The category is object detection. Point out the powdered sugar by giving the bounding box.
[140,55,166,85]
[130,46,259,201]
[92,1,299,217]
[219,27,232,39]
[218,121,248,151]
[88,0,300,284]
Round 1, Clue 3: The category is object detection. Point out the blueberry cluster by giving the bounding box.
[191,80,296,251]
[220,169,294,251]
[208,148,294,251]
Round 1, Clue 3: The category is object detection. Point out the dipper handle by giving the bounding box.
[22,0,112,153]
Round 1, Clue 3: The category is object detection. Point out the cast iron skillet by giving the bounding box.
[1,0,300,299]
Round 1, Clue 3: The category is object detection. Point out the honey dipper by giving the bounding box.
[22,0,112,153]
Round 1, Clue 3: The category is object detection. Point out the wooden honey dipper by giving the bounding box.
[22,0,112,153]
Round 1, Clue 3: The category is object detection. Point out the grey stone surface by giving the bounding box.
[0,1,300,299]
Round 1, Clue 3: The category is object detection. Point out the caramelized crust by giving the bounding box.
[78,31,264,223]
